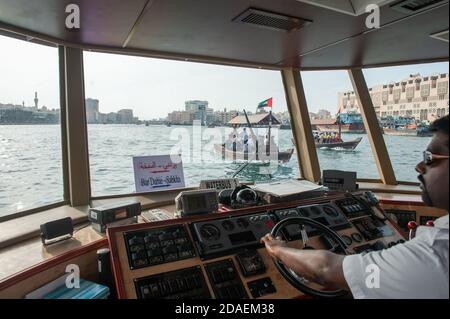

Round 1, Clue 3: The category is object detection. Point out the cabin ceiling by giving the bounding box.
[0,0,448,69]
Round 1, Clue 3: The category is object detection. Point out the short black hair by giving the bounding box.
[430,115,449,134]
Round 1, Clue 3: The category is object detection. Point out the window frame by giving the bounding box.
[5,32,444,221]
[0,38,70,222]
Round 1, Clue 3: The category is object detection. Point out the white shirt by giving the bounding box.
[343,215,449,299]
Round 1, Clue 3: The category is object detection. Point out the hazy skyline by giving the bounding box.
[0,34,448,120]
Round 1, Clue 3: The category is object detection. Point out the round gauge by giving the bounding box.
[298,208,310,217]
[351,232,363,243]
[323,205,339,217]
[200,224,221,242]
[236,218,250,229]
[221,220,235,231]
[311,206,322,215]
[341,235,352,246]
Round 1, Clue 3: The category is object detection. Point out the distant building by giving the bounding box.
[34,92,39,110]
[0,94,59,124]
[85,98,99,124]
[168,110,194,125]
[185,100,208,125]
[84,98,139,124]
[106,112,118,124]
[338,73,449,122]
[117,109,134,124]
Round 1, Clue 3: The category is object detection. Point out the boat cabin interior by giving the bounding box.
[0,0,448,300]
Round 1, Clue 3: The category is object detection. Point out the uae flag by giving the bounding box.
[257,97,273,109]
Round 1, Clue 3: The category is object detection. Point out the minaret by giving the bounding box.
[34,92,38,109]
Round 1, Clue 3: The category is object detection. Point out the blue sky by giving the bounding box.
[0,34,448,120]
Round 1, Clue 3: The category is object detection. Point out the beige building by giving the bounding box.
[168,110,195,125]
[212,108,240,125]
[338,73,449,122]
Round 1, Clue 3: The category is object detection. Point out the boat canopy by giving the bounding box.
[228,113,281,127]
[310,119,337,126]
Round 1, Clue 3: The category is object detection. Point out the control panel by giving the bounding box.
[274,202,350,240]
[124,225,195,269]
[191,213,274,259]
[351,216,393,241]
[204,259,248,299]
[109,192,406,299]
[235,250,266,277]
[135,267,211,299]
[247,278,277,298]
[335,196,371,219]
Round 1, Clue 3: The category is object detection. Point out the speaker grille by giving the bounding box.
[233,8,312,32]
[391,0,448,13]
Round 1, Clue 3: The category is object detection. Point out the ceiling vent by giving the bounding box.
[390,0,448,14]
[430,30,449,43]
[232,8,312,32]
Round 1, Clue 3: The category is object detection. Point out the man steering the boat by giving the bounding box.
[261,115,449,299]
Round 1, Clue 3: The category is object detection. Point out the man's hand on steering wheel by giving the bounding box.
[260,217,350,298]
[260,233,287,258]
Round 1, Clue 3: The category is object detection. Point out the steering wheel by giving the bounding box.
[271,217,349,298]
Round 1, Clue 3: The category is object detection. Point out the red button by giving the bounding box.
[407,221,418,230]
[426,220,435,227]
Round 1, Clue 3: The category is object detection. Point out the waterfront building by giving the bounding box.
[117,109,134,124]
[85,98,99,124]
[338,73,449,122]
[185,100,208,125]
[84,98,139,124]
[33,92,38,110]
[167,110,195,125]
[106,112,118,124]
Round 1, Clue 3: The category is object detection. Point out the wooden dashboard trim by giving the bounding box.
[0,238,108,291]
[379,199,426,207]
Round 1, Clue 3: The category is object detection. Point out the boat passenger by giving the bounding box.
[262,115,449,299]
[232,134,237,152]
[264,134,270,155]
[241,128,249,153]
[247,135,255,154]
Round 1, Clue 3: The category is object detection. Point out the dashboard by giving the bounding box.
[107,192,405,299]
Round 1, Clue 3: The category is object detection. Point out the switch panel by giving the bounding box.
[134,267,210,299]
[351,216,392,241]
[235,250,266,277]
[335,197,369,219]
[247,277,276,298]
[124,225,195,269]
[204,259,248,299]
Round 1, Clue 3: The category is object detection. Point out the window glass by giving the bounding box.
[84,51,300,196]
[363,62,449,182]
[0,35,63,217]
[301,70,380,180]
